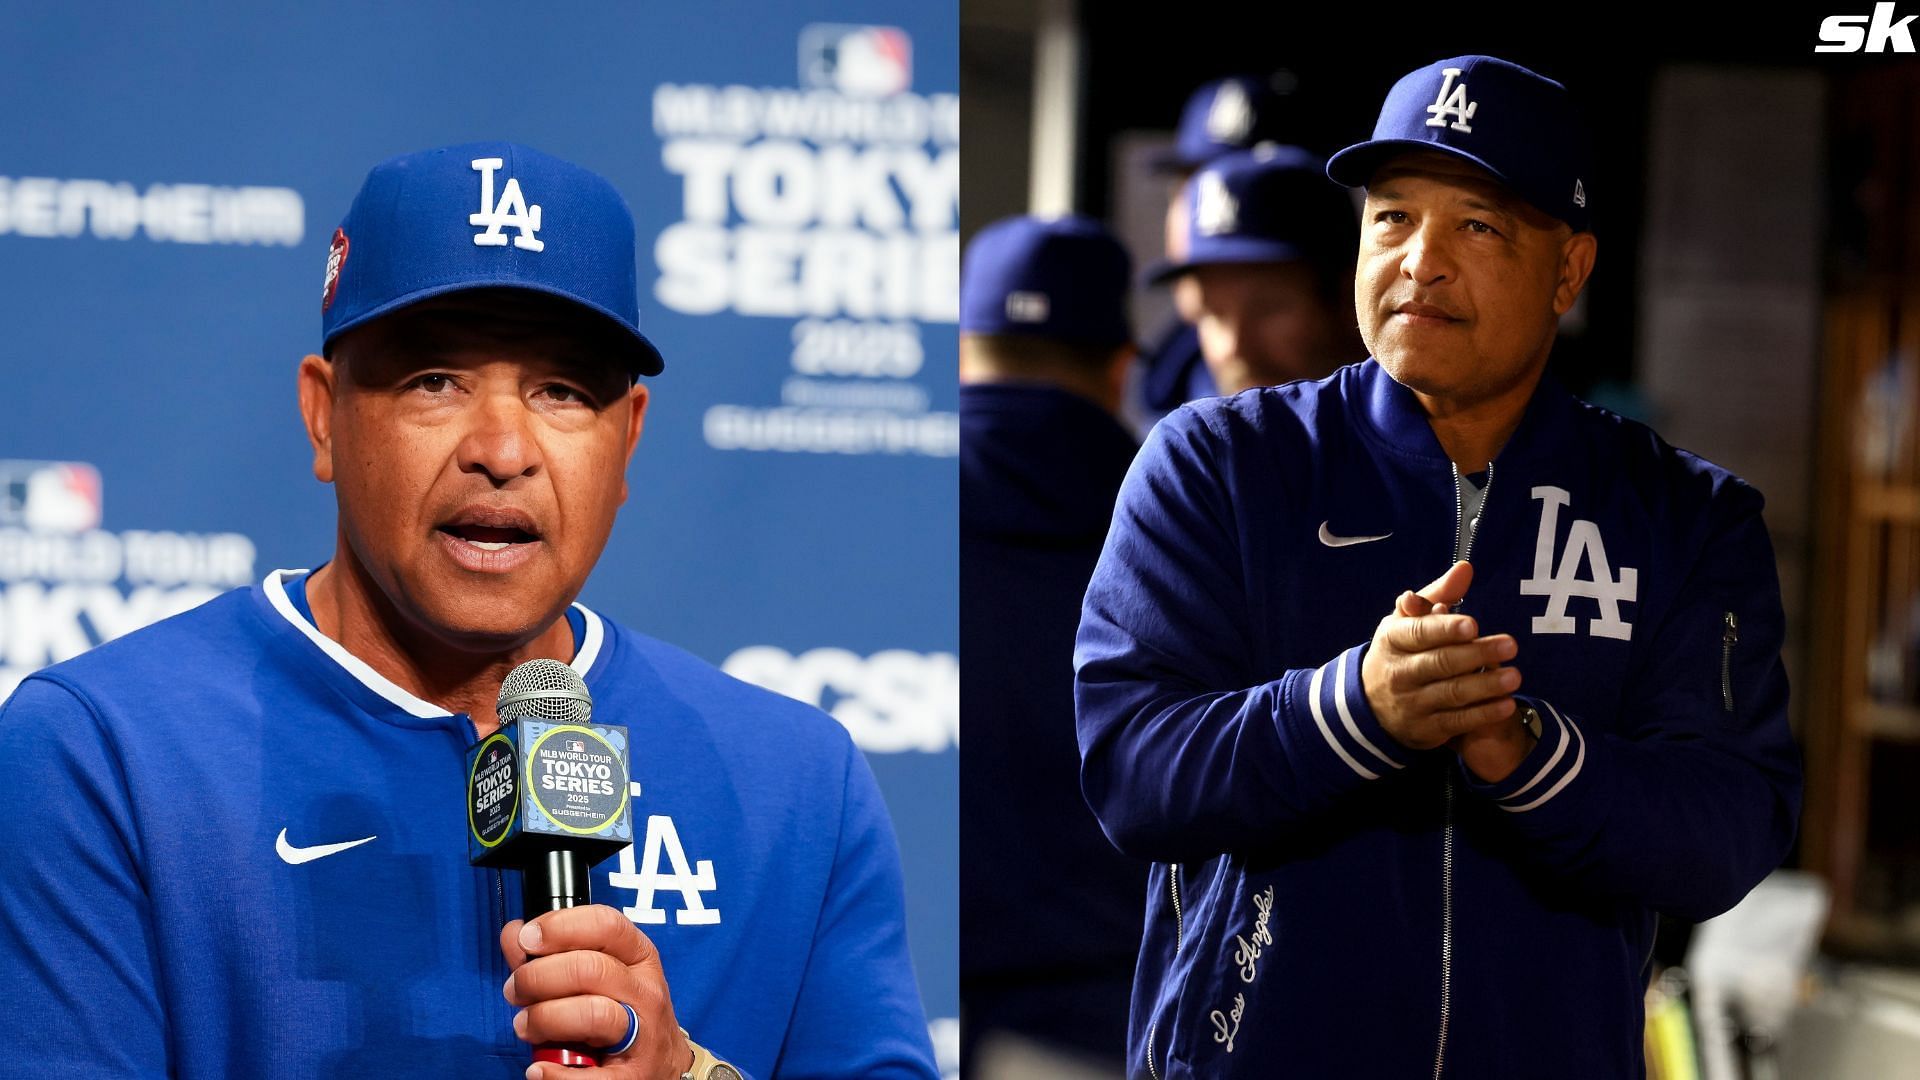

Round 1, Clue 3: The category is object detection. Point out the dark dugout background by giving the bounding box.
[0,3,957,1070]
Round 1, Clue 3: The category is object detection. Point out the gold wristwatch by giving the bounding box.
[680,1030,742,1080]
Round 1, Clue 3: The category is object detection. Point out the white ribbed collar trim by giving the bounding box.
[261,569,605,719]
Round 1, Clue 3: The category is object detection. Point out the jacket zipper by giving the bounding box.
[1433,461,1489,1079]
[1146,864,1182,1079]
[1169,863,1184,954]
[1448,461,1492,583]
[1721,612,1739,713]
[1144,864,1175,1076]
[1434,779,1455,1080]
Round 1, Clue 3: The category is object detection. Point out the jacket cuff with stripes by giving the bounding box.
[1458,696,1588,814]
[1280,641,1416,790]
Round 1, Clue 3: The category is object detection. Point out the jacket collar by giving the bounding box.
[254,569,609,727]
[1352,357,1581,470]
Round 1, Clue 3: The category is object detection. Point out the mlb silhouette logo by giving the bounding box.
[1004,291,1050,324]
[799,24,912,96]
[0,460,102,533]
[568,739,586,753]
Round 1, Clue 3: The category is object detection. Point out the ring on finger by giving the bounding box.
[607,1001,639,1056]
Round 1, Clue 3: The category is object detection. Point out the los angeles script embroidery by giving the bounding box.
[1210,993,1244,1053]
[1211,885,1276,1054]
[1234,886,1275,983]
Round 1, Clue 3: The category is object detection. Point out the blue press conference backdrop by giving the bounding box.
[0,2,957,1069]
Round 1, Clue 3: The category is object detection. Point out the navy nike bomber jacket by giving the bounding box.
[1074,359,1802,1079]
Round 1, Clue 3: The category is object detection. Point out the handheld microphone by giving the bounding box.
[466,658,632,1069]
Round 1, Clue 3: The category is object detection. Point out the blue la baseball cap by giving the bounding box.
[321,141,665,376]
[1147,145,1356,284]
[1150,75,1293,174]
[1326,56,1592,233]
[960,215,1132,347]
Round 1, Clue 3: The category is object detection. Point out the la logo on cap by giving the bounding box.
[470,157,544,251]
[1425,68,1478,133]
[1195,171,1239,236]
[1206,82,1253,143]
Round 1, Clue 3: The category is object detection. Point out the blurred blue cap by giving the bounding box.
[1326,56,1592,232]
[960,215,1133,347]
[321,141,664,376]
[1148,145,1356,283]
[1150,75,1292,173]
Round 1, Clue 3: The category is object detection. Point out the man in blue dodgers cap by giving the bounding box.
[1132,75,1297,431]
[1148,75,1296,177]
[1076,57,1801,1078]
[0,142,938,1080]
[958,215,1143,1080]
[1144,144,1360,398]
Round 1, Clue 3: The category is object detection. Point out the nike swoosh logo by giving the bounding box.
[275,827,377,865]
[1318,521,1393,547]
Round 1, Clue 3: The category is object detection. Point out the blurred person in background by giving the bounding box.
[1144,144,1361,396]
[1133,75,1297,426]
[959,216,1144,1080]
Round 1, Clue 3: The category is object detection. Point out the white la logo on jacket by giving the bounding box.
[1519,485,1638,640]
[605,792,722,926]
[470,157,545,251]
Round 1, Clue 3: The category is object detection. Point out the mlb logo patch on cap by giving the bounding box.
[321,228,349,312]
[321,141,665,376]
[960,215,1132,347]
[1004,290,1051,324]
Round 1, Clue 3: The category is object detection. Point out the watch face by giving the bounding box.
[710,1067,743,1080]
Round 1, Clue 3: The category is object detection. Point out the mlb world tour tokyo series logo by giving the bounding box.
[0,461,257,701]
[651,24,961,457]
[468,723,631,854]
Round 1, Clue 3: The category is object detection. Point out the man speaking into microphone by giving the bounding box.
[0,142,937,1079]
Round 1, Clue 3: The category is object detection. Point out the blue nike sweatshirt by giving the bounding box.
[0,571,937,1079]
